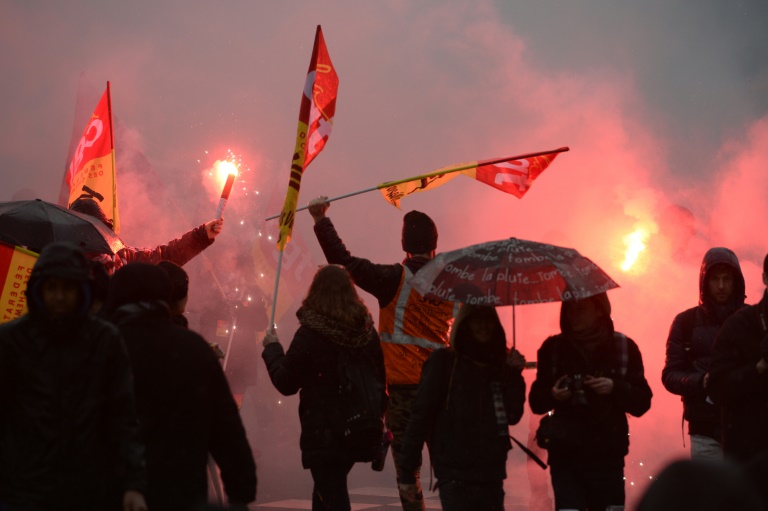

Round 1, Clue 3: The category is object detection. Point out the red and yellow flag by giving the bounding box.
[63,82,120,232]
[276,26,338,251]
[0,243,38,324]
[379,147,568,208]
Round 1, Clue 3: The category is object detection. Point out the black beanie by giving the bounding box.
[402,210,438,254]
[157,260,189,302]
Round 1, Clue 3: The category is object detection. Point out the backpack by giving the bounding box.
[336,345,386,461]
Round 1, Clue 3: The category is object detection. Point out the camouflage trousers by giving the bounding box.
[387,384,428,511]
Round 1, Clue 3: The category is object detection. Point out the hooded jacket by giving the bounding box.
[0,242,145,510]
[529,293,652,467]
[397,305,526,484]
[262,306,385,468]
[106,263,256,510]
[661,248,746,437]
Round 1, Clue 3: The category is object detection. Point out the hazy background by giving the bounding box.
[2,1,768,508]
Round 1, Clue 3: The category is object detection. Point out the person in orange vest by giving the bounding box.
[309,196,457,511]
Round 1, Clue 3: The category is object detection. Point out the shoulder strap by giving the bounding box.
[614,332,628,377]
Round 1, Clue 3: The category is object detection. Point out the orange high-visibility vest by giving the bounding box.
[379,266,458,385]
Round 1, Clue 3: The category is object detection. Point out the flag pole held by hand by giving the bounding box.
[263,146,569,220]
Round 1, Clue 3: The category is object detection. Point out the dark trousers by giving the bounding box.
[550,464,625,511]
[438,479,505,511]
[387,385,426,511]
[309,460,355,511]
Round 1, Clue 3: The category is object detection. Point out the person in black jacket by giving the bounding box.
[397,304,526,511]
[104,263,256,511]
[0,242,147,511]
[262,264,386,511]
[661,247,745,460]
[709,252,768,463]
[529,292,652,511]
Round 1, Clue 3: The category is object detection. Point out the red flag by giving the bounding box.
[62,82,120,232]
[468,152,562,198]
[277,25,338,250]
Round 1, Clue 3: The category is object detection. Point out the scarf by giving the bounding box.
[296,306,374,348]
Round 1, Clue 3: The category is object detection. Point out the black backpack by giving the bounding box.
[336,345,386,461]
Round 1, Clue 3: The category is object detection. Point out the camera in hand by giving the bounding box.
[560,374,588,406]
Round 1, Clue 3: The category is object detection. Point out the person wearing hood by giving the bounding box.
[709,252,768,463]
[0,242,147,511]
[529,292,652,511]
[70,197,223,275]
[308,196,458,511]
[662,247,746,460]
[396,304,526,511]
[262,265,386,511]
[103,263,256,511]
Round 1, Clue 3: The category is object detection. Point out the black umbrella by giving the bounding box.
[0,199,125,255]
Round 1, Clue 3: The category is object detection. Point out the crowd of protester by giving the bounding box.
[2,196,768,511]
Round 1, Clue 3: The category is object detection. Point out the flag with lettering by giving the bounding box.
[62,82,120,232]
[276,25,338,251]
[379,147,568,208]
[0,242,37,324]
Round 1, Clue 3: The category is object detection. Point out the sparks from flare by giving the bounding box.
[198,148,260,229]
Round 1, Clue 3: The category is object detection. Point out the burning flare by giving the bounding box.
[621,228,650,272]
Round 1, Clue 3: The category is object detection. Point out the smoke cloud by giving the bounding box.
[2,0,767,507]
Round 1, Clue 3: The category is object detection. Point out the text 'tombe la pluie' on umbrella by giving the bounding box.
[409,237,620,308]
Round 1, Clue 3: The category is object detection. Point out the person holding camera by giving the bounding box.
[529,292,652,511]
[709,252,768,463]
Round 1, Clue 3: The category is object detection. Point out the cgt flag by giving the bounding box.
[0,242,38,324]
[276,25,338,251]
[62,82,120,232]
[380,147,568,208]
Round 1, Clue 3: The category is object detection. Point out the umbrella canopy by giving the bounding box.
[0,199,125,255]
[410,237,619,307]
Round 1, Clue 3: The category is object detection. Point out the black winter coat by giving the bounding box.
[0,314,145,510]
[709,291,768,462]
[529,332,652,468]
[111,302,256,510]
[262,324,385,468]
[661,247,745,438]
[397,348,526,483]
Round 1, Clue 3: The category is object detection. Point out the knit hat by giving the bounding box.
[401,210,438,254]
[157,260,189,302]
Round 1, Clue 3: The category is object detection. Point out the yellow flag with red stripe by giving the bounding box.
[276,26,338,251]
[0,242,38,324]
[63,82,120,232]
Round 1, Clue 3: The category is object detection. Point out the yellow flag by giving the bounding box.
[0,243,38,324]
